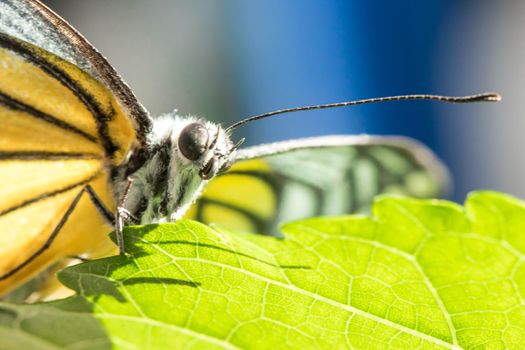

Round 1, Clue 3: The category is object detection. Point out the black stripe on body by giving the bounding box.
[167,175,187,218]
[0,90,98,144]
[0,33,120,159]
[154,139,172,217]
[0,151,101,160]
[119,138,172,221]
[0,172,100,218]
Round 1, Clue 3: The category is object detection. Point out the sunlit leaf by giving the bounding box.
[1,191,525,349]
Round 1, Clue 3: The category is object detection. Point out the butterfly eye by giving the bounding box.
[178,123,209,160]
[199,156,219,180]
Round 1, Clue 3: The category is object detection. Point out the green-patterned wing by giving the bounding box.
[185,135,449,235]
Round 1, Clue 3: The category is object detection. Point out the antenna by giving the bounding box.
[225,92,501,133]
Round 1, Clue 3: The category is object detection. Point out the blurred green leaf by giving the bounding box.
[2,191,525,349]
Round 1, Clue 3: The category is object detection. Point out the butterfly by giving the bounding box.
[0,0,500,299]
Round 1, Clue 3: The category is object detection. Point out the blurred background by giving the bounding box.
[42,0,524,202]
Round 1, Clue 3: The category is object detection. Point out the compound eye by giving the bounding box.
[178,123,209,160]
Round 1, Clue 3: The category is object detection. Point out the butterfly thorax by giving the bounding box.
[112,114,236,223]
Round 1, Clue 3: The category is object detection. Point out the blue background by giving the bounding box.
[44,0,522,202]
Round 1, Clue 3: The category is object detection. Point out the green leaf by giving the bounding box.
[0,297,111,349]
[2,191,525,349]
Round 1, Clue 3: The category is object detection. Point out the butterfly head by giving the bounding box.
[176,120,236,179]
[124,115,241,222]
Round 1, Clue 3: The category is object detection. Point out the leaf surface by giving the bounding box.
[1,191,525,349]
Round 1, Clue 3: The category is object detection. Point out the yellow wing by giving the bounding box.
[185,159,278,234]
[0,33,136,296]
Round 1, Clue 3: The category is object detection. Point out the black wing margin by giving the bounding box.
[0,0,152,145]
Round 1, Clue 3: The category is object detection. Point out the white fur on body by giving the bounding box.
[114,113,236,224]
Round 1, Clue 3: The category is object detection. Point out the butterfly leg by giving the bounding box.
[115,178,135,255]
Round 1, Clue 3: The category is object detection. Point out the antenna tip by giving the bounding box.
[483,92,502,102]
